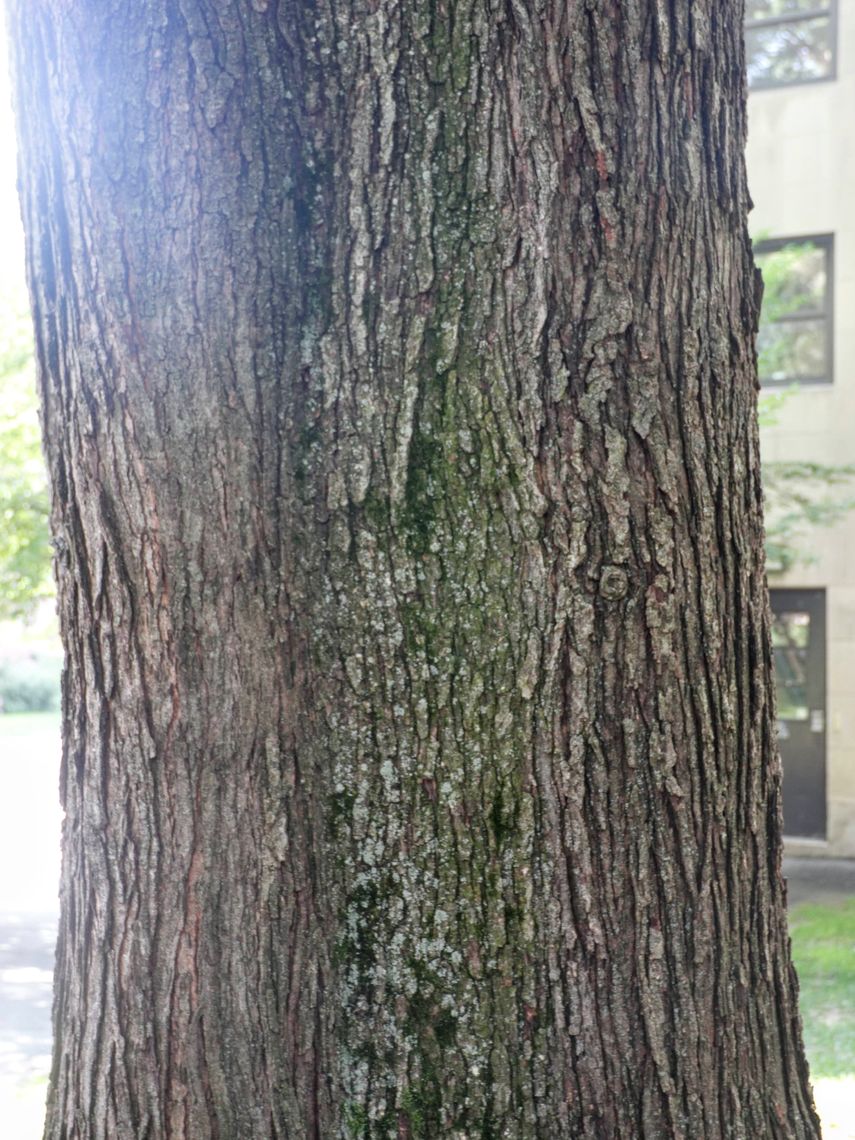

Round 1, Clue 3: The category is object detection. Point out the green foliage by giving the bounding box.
[0,653,61,713]
[0,285,52,618]
[755,239,855,573]
[763,456,855,574]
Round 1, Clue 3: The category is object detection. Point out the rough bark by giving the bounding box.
[7,1,820,1137]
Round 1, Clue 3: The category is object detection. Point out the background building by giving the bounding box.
[747,0,855,854]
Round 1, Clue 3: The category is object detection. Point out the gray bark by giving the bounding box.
[7,1,820,1137]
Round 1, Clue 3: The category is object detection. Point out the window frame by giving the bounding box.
[746,0,838,90]
[755,233,834,387]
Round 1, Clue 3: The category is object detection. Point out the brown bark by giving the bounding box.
[7,1,820,1137]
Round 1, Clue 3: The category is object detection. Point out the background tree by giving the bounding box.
[0,283,51,619]
[7,2,821,1138]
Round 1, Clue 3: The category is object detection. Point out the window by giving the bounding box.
[746,0,836,88]
[771,609,811,720]
[754,235,833,385]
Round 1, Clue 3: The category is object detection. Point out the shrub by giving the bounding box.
[0,654,61,713]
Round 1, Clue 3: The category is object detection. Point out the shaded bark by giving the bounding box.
[7,0,820,1137]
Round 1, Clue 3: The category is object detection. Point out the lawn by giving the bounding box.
[0,710,60,740]
[790,898,855,1138]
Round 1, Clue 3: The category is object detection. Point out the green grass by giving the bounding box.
[790,897,855,1081]
[0,709,60,739]
[790,896,855,1138]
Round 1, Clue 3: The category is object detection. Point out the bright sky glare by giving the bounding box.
[0,17,27,297]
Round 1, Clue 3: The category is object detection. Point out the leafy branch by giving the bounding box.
[0,285,51,620]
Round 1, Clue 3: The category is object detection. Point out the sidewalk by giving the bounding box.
[0,913,55,1139]
[783,856,855,908]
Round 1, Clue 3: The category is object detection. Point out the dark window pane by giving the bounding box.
[747,0,828,20]
[747,17,833,84]
[772,611,810,648]
[772,612,811,721]
[758,318,826,381]
[755,238,831,384]
[756,245,826,316]
[776,678,809,720]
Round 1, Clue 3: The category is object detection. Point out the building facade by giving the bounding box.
[747,0,855,854]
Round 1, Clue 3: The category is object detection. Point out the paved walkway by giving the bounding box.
[0,913,55,1138]
[783,855,855,908]
[0,913,54,1081]
[0,713,61,1135]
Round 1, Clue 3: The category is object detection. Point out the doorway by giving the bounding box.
[770,589,827,839]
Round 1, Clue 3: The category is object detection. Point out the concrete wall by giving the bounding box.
[748,0,855,854]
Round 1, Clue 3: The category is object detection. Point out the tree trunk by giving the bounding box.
[8,2,820,1137]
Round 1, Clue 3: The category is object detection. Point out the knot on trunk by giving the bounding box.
[599,565,629,600]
